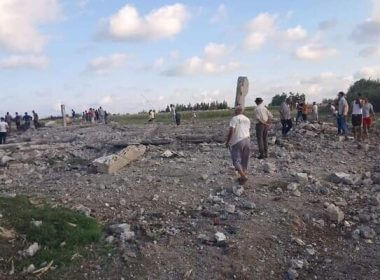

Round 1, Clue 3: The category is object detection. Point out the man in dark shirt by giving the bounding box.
[14,112,21,130]
[23,112,32,129]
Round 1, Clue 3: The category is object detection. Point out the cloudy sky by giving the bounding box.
[1,0,380,116]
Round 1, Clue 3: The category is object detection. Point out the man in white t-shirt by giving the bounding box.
[226,106,251,184]
[253,97,273,159]
[0,117,9,144]
[312,102,319,122]
[350,94,363,141]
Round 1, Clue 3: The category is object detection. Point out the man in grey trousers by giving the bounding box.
[226,106,251,184]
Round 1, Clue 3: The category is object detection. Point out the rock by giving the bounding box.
[360,226,376,239]
[31,221,42,227]
[108,223,131,235]
[232,185,244,197]
[263,162,276,173]
[359,213,371,223]
[294,238,305,246]
[292,189,301,197]
[327,204,344,223]
[119,199,127,206]
[372,173,380,184]
[0,226,16,239]
[24,242,40,257]
[215,232,226,242]
[201,174,208,181]
[329,172,354,185]
[241,200,256,209]
[121,231,135,242]
[26,264,36,273]
[105,235,115,244]
[93,145,146,174]
[287,183,299,191]
[225,204,236,214]
[296,173,308,183]
[291,259,304,269]
[73,204,91,217]
[162,150,174,158]
[351,229,360,240]
[197,233,213,243]
[287,268,299,279]
[306,247,315,256]
[0,156,14,166]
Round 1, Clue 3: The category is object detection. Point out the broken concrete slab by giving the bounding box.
[93,145,146,174]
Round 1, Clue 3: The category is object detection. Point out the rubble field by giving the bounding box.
[0,119,379,280]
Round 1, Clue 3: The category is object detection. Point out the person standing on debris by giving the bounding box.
[279,98,292,137]
[72,109,76,120]
[192,110,197,124]
[0,117,9,144]
[14,112,21,131]
[312,102,319,122]
[253,98,273,159]
[98,107,105,123]
[5,112,12,132]
[23,112,31,129]
[226,106,251,184]
[170,104,176,124]
[350,94,363,141]
[175,111,181,125]
[32,110,40,129]
[148,110,155,122]
[362,98,375,140]
[337,92,349,137]
[296,102,304,124]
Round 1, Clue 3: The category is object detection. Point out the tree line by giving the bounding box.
[164,100,229,112]
[269,92,306,107]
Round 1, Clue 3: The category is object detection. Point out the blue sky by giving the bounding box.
[0,0,380,116]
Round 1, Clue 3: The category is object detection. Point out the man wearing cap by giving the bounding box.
[253,97,273,159]
[226,106,251,184]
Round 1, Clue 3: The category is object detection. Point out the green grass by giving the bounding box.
[0,196,101,269]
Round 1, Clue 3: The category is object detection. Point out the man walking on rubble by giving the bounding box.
[350,94,363,141]
[253,97,273,159]
[5,112,12,133]
[312,102,319,123]
[14,112,21,131]
[0,117,9,144]
[337,92,349,137]
[226,105,251,184]
[32,110,40,129]
[279,98,292,137]
[23,112,32,129]
[362,97,375,140]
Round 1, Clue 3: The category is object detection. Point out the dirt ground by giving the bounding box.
[0,118,379,280]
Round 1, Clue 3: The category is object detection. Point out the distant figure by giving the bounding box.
[98,107,105,123]
[253,97,273,159]
[226,106,251,185]
[5,112,12,132]
[95,109,99,122]
[32,110,40,129]
[279,98,292,137]
[312,102,319,122]
[23,112,32,129]
[0,117,9,144]
[170,104,176,124]
[337,92,349,136]
[302,103,308,122]
[296,102,304,124]
[351,94,363,141]
[14,112,21,131]
[175,111,181,125]
[104,111,108,124]
[148,110,155,122]
[362,98,375,140]
[192,111,197,124]
[72,109,76,119]
[329,103,336,116]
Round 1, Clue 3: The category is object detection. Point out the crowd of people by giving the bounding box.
[226,92,376,184]
[82,107,108,124]
[0,111,40,144]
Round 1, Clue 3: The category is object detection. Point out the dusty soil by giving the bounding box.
[0,119,379,280]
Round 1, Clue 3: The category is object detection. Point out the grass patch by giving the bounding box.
[0,196,101,270]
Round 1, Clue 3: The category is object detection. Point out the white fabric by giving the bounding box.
[149,111,155,119]
[229,114,251,146]
[312,105,318,113]
[279,102,291,120]
[0,121,8,132]
[352,101,362,115]
[253,104,273,124]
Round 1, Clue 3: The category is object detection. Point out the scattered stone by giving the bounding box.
[287,183,299,191]
[287,268,299,279]
[73,204,91,217]
[232,185,244,197]
[329,172,355,185]
[105,235,115,244]
[119,199,127,206]
[162,150,174,158]
[291,259,304,269]
[225,204,236,214]
[306,247,315,256]
[201,174,208,181]
[0,156,14,166]
[292,189,301,197]
[0,226,16,239]
[31,221,42,227]
[296,173,308,183]
[25,264,36,273]
[326,204,344,223]
[241,200,256,210]
[215,232,226,243]
[351,229,360,240]
[294,238,305,246]
[263,162,276,173]
[24,242,40,257]
[359,226,376,239]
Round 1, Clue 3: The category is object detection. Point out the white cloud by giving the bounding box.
[204,43,229,59]
[105,3,189,41]
[0,0,60,53]
[100,95,113,105]
[0,55,49,69]
[354,66,380,79]
[351,0,380,44]
[210,4,227,23]
[285,25,308,40]
[243,13,277,51]
[359,46,380,57]
[294,44,337,61]
[163,42,239,76]
[87,53,128,74]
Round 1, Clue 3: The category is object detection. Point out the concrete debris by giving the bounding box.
[214,232,226,243]
[24,242,40,257]
[93,145,146,174]
[326,204,344,223]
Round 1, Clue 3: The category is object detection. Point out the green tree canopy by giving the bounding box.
[346,78,380,111]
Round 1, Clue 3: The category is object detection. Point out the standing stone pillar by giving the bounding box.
[61,104,67,127]
[235,77,249,109]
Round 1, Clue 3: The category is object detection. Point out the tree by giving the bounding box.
[270,92,287,106]
[346,78,380,111]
